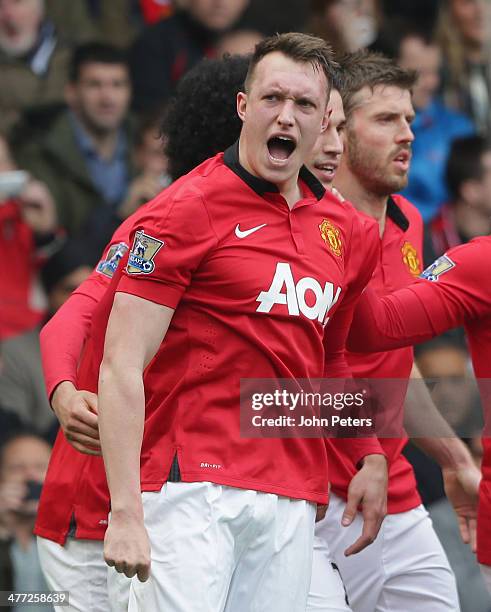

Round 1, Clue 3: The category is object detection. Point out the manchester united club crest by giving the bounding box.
[319,219,342,257]
[401,241,421,276]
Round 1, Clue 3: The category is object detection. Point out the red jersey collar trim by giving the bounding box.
[387,196,410,232]
[223,142,326,202]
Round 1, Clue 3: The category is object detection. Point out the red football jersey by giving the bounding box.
[36,150,380,543]
[348,236,491,564]
[116,145,380,502]
[328,195,423,513]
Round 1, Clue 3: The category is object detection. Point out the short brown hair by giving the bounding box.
[244,32,337,100]
[339,50,417,118]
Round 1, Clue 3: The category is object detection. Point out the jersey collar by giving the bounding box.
[387,196,409,231]
[223,142,326,201]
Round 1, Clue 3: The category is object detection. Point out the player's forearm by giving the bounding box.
[413,436,476,471]
[99,362,145,518]
[40,292,98,400]
[348,286,436,353]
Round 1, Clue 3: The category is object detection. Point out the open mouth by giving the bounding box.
[394,150,411,164]
[313,161,338,185]
[267,136,296,163]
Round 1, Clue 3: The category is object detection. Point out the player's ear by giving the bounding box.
[237,92,247,122]
[321,106,331,133]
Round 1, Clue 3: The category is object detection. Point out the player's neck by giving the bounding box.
[334,173,387,235]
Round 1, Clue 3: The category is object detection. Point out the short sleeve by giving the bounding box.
[117,193,218,308]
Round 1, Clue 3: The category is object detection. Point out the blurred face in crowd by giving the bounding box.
[398,35,440,111]
[0,0,44,56]
[417,345,474,430]
[49,266,92,314]
[451,0,486,48]
[463,151,491,214]
[322,0,378,51]
[309,89,346,188]
[0,436,51,516]
[134,127,169,178]
[237,52,329,192]
[342,84,414,196]
[66,62,131,135]
[1,436,50,486]
[216,29,263,57]
[188,0,249,31]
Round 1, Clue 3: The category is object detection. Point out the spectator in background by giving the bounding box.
[309,0,382,54]
[436,0,491,134]
[215,28,263,57]
[129,0,249,112]
[410,338,491,612]
[376,23,475,222]
[0,238,98,445]
[0,136,61,341]
[118,111,171,219]
[0,0,72,137]
[380,0,440,30]
[424,135,491,265]
[0,135,60,439]
[0,433,53,612]
[17,43,161,246]
[41,239,98,318]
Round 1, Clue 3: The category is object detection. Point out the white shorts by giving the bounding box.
[308,536,352,611]
[37,536,130,612]
[310,494,460,612]
[480,564,491,596]
[107,481,316,612]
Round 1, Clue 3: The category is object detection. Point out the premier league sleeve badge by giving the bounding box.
[126,230,164,275]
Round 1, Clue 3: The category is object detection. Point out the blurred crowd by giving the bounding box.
[0,1,490,610]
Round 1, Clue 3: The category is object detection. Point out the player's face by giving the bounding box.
[344,84,415,196]
[309,89,346,188]
[237,51,329,191]
[66,63,131,134]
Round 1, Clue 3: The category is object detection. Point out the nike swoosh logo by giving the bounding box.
[235,223,267,239]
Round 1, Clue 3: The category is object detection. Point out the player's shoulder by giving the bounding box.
[447,235,491,263]
[325,189,378,232]
[327,193,379,263]
[421,235,491,283]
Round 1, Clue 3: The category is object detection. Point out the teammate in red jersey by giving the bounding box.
[307,51,479,612]
[98,34,384,611]
[348,237,491,594]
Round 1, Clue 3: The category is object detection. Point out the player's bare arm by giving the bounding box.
[99,292,174,582]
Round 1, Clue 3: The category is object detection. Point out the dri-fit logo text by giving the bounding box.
[200,462,222,469]
[256,262,341,324]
